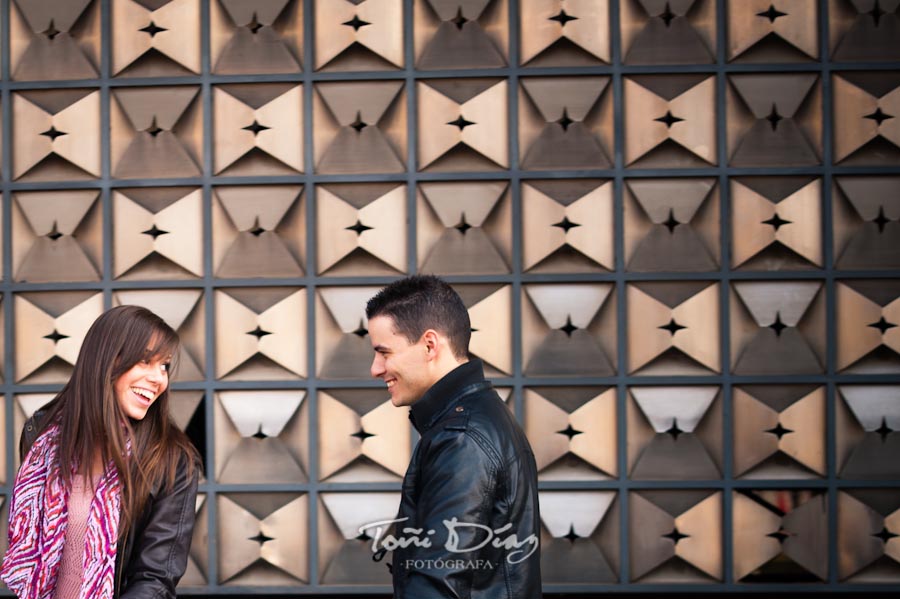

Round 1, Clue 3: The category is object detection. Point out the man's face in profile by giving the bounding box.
[369,315,433,407]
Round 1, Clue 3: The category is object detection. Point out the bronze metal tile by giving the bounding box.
[836,280,900,373]
[318,492,398,584]
[112,0,200,76]
[14,291,103,383]
[214,390,308,484]
[728,0,818,62]
[214,83,303,175]
[733,385,825,478]
[519,76,613,170]
[838,489,900,582]
[521,0,610,66]
[630,490,722,582]
[731,281,826,375]
[830,0,900,61]
[624,178,719,272]
[313,82,406,173]
[12,190,102,282]
[315,0,402,70]
[522,180,613,273]
[417,78,508,171]
[178,494,209,587]
[213,185,305,278]
[218,493,309,585]
[457,284,513,376]
[211,0,303,74]
[733,489,828,582]
[113,187,203,280]
[628,282,720,375]
[833,176,900,270]
[622,0,715,64]
[540,491,619,583]
[837,385,900,479]
[525,387,616,480]
[316,286,382,379]
[215,287,306,380]
[727,73,822,167]
[731,177,823,270]
[10,0,100,80]
[627,386,722,480]
[522,283,616,377]
[418,181,512,274]
[624,75,716,167]
[833,72,900,166]
[415,0,508,69]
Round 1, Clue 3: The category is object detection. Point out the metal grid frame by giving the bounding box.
[0,0,897,595]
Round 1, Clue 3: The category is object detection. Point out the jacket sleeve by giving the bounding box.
[119,458,200,599]
[401,429,500,598]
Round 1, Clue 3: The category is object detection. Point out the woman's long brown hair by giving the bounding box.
[34,305,198,539]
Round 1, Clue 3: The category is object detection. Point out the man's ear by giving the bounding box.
[421,329,440,358]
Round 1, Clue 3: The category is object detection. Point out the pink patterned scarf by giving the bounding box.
[0,423,121,599]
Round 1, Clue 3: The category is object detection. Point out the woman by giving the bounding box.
[1,305,200,599]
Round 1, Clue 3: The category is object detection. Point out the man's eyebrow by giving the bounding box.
[372,344,390,352]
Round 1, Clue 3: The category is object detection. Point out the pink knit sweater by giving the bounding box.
[53,475,96,599]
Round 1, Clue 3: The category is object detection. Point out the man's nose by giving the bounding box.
[370,355,384,378]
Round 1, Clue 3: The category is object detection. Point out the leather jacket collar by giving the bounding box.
[409,358,486,434]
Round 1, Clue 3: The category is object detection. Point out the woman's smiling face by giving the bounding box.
[114,353,170,420]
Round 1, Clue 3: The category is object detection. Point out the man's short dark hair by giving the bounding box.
[366,275,471,360]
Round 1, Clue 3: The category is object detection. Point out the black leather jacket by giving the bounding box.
[20,410,199,599]
[390,360,542,598]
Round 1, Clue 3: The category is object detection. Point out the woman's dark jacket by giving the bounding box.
[20,409,199,599]
[391,359,542,598]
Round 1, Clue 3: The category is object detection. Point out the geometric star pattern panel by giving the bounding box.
[0,1,898,595]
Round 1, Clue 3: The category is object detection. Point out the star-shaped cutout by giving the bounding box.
[249,216,266,237]
[766,104,783,131]
[660,2,676,26]
[356,530,373,542]
[765,421,794,440]
[665,419,684,441]
[767,527,792,544]
[548,9,578,26]
[659,318,686,336]
[43,20,61,40]
[141,224,169,240]
[868,316,898,335]
[559,315,578,337]
[663,526,689,545]
[249,531,274,545]
[557,108,574,131]
[552,216,580,233]
[873,206,890,233]
[455,213,473,235]
[557,424,583,440]
[44,329,69,344]
[762,213,792,231]
[243,120,270,136]
[351,428,375,441]
[352,320,369,338]
[451,7,468,30]
[247,325,272,340]
[655,110,684,128]
[562,524,580,543]
[252,424,268,439]
[769,312,787,336]
[145,116,164,137]
[343,14,371,31]
[874,417,894,443]
[448,115,476,131]
[350,111,368,133]
[247,12,264,34]
[40,126,66,141]
[139,21,167,37]
[47,221,64,241]
[346,220,373,235]
[864,107,894,127]
[869,0,886,27]
[663,208,681,233]
[757,4,788,22]
[873,526,898,543]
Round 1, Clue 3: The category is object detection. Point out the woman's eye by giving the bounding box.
[161,363,171,372]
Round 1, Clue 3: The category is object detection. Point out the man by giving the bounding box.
[366,275,542,598]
